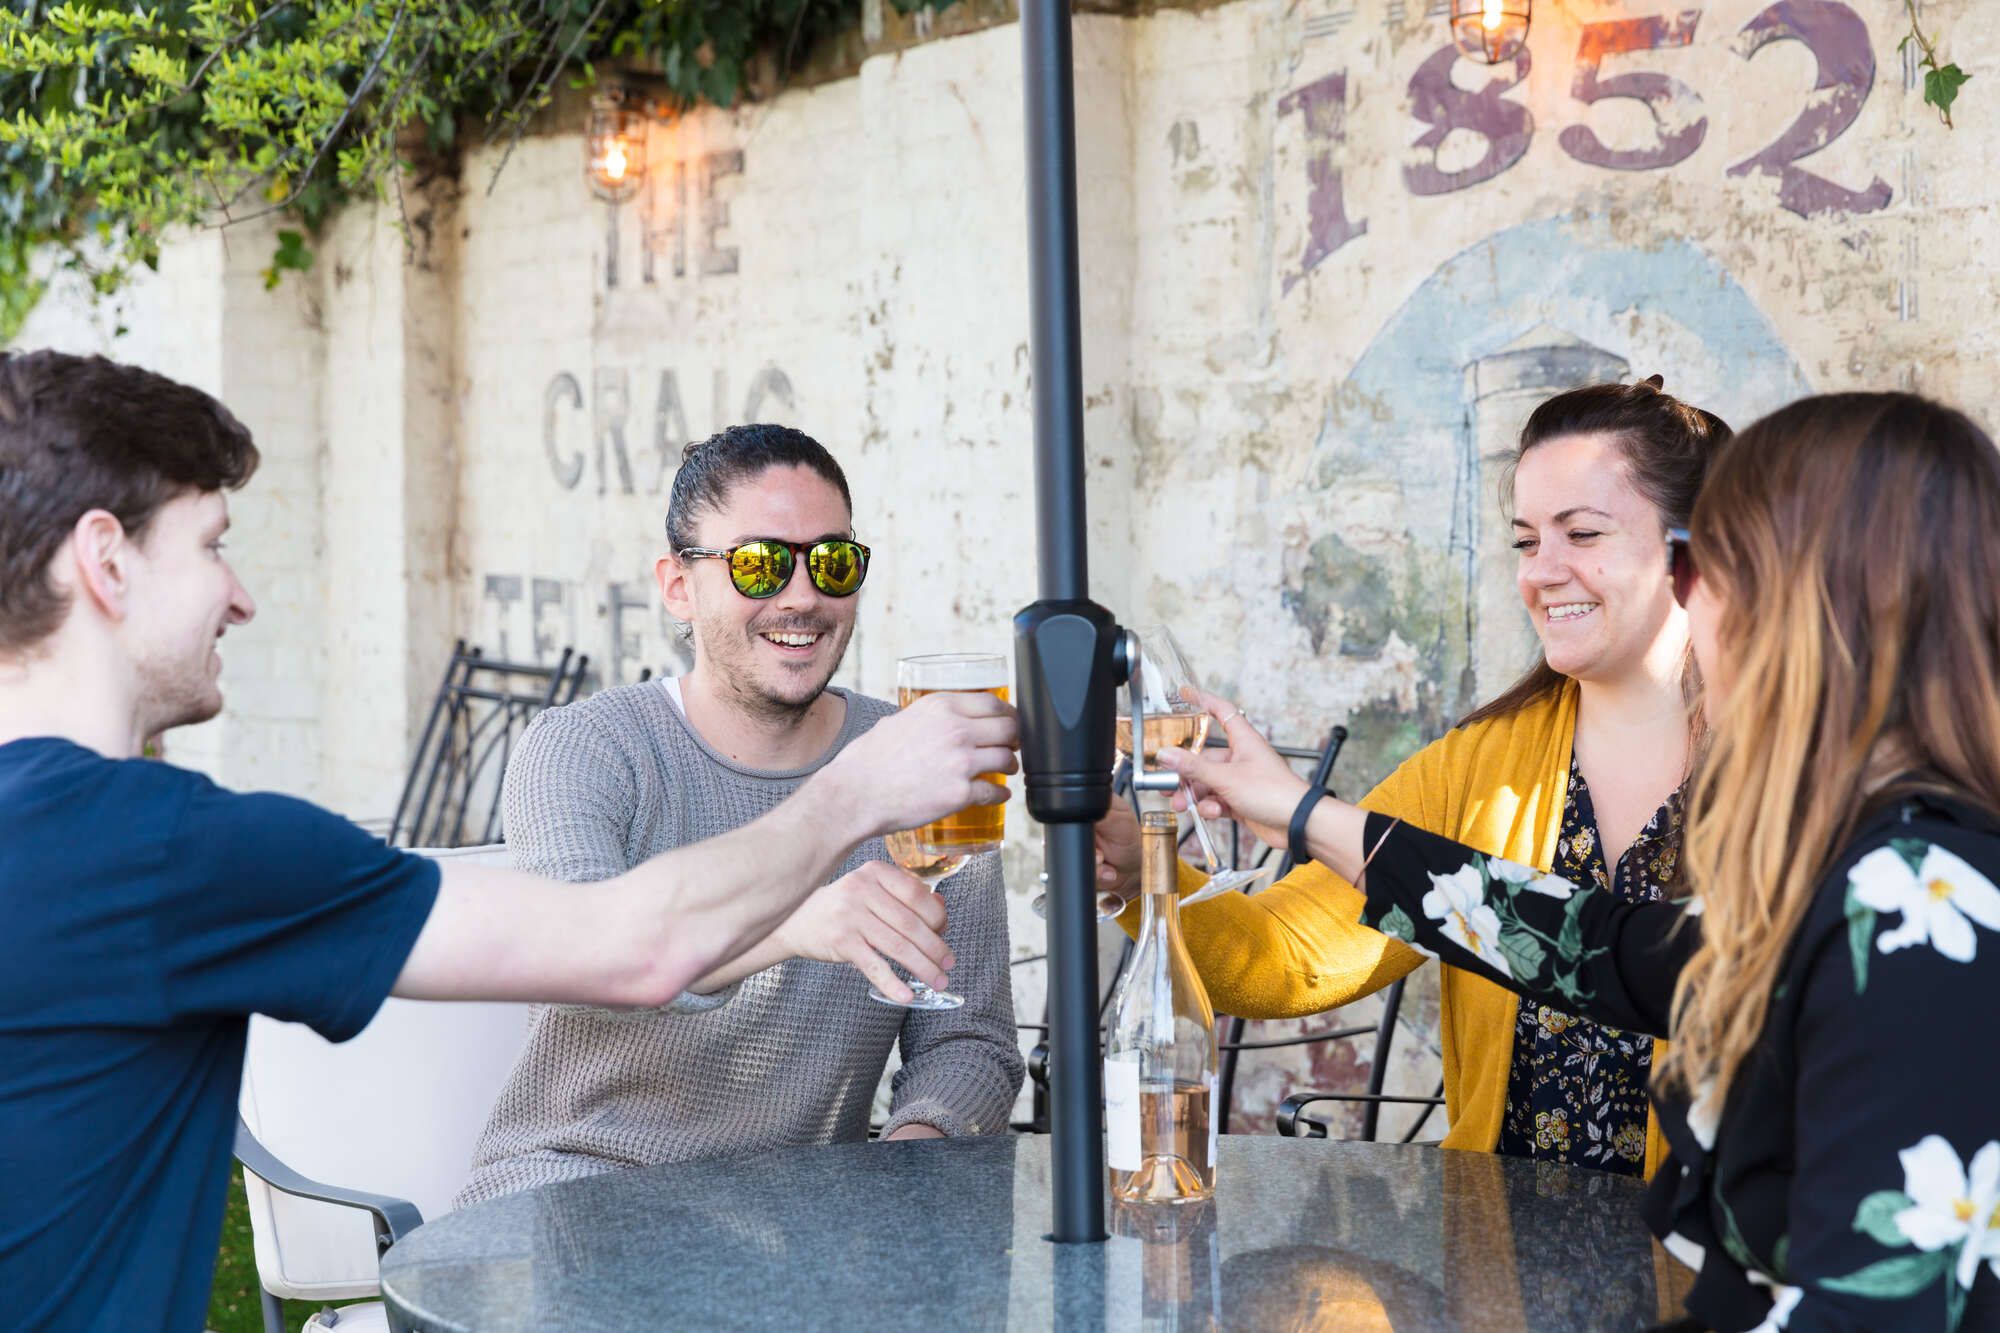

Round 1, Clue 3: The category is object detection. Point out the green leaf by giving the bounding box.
[1378,904,1417,943]
[1821,1249,1953,1300]
[1890,838,1931,875]
[1716,1192,1761,1273]
[261,228,314,288]
[1557,892,1586,961]
[1925,64,1971,118]
[1845,883,1876,995]
[1496,928,1546,981]
[1851,1190,1916,1248]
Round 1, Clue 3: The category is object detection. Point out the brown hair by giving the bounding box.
[1459,374,1732,728]
[1660,392,2000,1104]
[0,351,259,656]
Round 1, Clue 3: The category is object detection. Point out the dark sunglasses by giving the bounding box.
[1665,527,1696,608]
[677,538,871,599]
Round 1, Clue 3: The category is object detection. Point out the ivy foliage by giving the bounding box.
[0,0,935,337]
[1900,0,1970,130]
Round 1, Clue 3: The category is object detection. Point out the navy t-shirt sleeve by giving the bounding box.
[150,776,441,1041]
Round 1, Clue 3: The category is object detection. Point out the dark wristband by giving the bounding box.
[1287,785,1328,868]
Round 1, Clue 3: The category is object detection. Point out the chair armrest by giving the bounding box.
[233,1115,425,1252]
[1220,1023,1373,1053]
[1276,1090,1446,1138]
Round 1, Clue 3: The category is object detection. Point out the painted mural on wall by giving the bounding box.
[440,0,1935,1133]
[1287,215,1808,779]
[1186,0,1895,1132]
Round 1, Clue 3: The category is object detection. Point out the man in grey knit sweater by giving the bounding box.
[459,425,1024,1204]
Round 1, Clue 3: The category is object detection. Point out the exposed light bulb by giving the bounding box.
[1482,0,1502,29]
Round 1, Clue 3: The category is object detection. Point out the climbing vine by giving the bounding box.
[0,0,939,336]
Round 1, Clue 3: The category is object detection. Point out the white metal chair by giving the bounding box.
[235,844,529,1333]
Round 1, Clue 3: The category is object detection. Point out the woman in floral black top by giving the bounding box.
[1163,392,2000,1332]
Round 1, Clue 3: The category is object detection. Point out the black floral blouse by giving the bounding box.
[1498,758,1683,1175]
[1353,790,2000,1333]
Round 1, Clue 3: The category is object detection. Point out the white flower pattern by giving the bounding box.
[1746,1284,1802,1332]
[1850,844,2000,964]
[1686,1078,1722,1152]
[1486,855,1576,899]
[1894,1135,2000,1292]
[1421,863,1514,979]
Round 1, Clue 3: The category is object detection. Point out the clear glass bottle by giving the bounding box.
[1108,1198,1220,1330]
[1105,811,1218,1205]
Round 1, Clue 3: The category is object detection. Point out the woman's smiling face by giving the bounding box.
[1511,431,1685,685]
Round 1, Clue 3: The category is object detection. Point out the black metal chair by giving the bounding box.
[1273,978,1447,1143]
[387,640,589,848]
[1210,725,1366,1134]
[1209,724,1447,1143]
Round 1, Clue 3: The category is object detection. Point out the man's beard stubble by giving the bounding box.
[134,646,225,738]
[694,611,853,726]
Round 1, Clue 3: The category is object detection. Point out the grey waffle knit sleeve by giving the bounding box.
[879,852,1026,1137]
[501,706,636,884]
[500,703,738,1013]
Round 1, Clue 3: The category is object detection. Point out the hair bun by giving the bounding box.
[1638,373,1666,391]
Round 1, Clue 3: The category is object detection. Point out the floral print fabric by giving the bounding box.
[1354,792,2000,1331]
[1496,760,1680,1175]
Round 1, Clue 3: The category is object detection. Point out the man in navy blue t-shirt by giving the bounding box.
[0,351,1018,1330]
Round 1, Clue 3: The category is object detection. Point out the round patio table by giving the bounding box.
[380,1135,1689,1331]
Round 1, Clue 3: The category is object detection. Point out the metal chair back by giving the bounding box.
[387,640,588,848]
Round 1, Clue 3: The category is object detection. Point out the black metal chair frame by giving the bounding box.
[387,640,588,848]
[1208,724,1447,1143]
[1271,974,1447,1143]
[1211,725,1351,1133]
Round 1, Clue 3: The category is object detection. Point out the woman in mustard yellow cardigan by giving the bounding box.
[1101,377,1728,1178]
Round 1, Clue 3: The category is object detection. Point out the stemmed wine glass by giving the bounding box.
[870,652,1008,1008]
[867,827,970,1010]
[1032,626,1272,921]
[1121,625,1272,906]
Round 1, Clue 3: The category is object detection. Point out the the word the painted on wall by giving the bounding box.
[542,362,797,494]
[603,148,745,289]
[1283,0,1888,292]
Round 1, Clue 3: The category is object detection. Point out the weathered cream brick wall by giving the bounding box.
[14,0,1994,1133]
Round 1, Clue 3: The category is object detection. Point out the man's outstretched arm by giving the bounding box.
[391,690,1016,1007]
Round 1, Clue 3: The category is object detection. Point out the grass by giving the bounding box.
[208,1168,368,1333]
[208,1169,269,1333]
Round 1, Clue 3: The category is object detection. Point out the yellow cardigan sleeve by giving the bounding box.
[1123,748,1444,1021]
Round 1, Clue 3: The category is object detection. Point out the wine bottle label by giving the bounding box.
[1207,1071,1219,1168]
[1104,1052,1141,1171]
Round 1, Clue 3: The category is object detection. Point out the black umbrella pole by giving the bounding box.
[1017,0,1114,1246]
[1021,0,1087,604]
[1043,821,1106,1241]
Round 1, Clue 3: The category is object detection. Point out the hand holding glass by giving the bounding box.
[867,828,968,1010]
[1122,626,1271,906]
[898,654,1009,856]
[870,653,1008,1009]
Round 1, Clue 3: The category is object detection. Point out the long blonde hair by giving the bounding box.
[1659,393,2000,1103]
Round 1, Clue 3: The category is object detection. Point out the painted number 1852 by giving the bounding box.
[1282,0,1889,290]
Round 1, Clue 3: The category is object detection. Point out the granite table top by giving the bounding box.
[380,1134,1690,1331]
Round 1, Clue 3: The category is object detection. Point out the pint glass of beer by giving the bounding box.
[898,653,1009,855]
